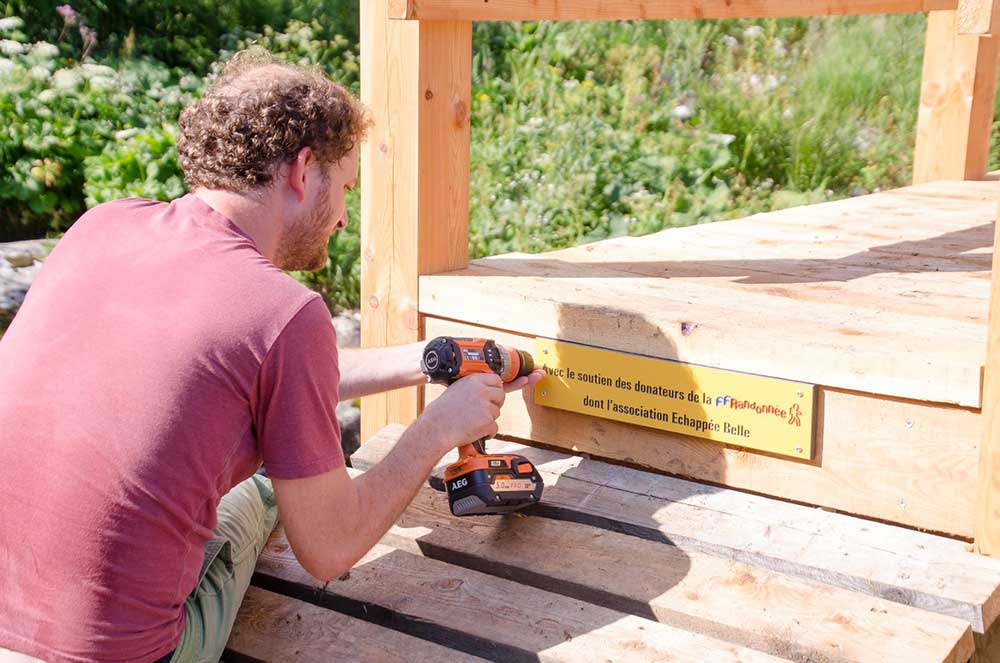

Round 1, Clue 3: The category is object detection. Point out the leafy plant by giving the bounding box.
[3,0,358,73]
[217,19,359,93]
[83,125,185,206]
[0,43,195,238]
[467,16,931,254]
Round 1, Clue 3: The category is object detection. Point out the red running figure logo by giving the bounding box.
[787,403,802,427]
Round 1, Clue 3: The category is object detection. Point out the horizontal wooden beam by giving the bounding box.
[389,0,956,21]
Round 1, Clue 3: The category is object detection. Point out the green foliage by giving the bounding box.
[218,19,359,93]
[4,0,359,73]
[0,8,364,309]
[468,16,928,255]
[0,34,195,239]
[83,125,185,206]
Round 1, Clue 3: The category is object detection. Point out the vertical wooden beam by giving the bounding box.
[360,6,471,443]
[975,204,1000,557]
[914,10,1000,183]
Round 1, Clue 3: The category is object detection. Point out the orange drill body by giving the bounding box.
[421,337,544,516]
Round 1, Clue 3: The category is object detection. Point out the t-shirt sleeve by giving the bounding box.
[253,296,344,479]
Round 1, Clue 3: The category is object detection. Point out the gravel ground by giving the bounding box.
[0,239,54,329]
[0,239,364,461]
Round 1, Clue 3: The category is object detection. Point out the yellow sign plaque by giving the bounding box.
[533,338,815,459]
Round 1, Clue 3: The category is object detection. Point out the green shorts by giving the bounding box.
[167,474,280,663]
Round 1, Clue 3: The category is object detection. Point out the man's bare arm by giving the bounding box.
[337,342,425,401]
[271,373,508,580]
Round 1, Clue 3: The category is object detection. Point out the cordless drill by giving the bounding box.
[421,337,544,516]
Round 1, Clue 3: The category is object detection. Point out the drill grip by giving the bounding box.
[458,438,488,459]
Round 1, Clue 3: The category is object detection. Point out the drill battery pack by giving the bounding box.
[444,451,543,516]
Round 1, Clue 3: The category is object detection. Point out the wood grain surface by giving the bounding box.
[356,424,1000,634]
[389,0,956,21]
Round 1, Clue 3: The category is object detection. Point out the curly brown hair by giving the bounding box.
[177,48,369,192]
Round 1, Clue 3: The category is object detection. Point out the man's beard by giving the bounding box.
[274,181,333,272]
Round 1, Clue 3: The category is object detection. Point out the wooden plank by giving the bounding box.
[354,424,1000,636]
[424,317,981,536]
[255,533,796,663]
[495,187,995,324]
[464,251,988,340]
[420,266,984,406]
[959,0,999,34]
[976,205,1000,556]
[914,10,1000,183]
[339,463,974,662]
[479,251,991,326]
[227,586,489,662]
[973,620,1000,663]
[417,184,995,407]
[971,611,1000,663]
[389,0,955,21]
[360,3,471,442]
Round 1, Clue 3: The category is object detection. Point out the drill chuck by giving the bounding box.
[421,337,533,385]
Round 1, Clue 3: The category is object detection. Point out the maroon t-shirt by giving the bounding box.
[0,195,344,662]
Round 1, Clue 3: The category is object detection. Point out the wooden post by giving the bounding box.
[359,3,472,443]
[975,206,1000,556]
[914,10,1000,183]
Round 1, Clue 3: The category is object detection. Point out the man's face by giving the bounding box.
[275,146,359,272]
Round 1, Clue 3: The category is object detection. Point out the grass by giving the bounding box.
[465,16,940,259]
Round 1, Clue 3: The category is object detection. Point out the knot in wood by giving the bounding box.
[431,577,464,592]
[424,89,434,100]
[453,100,468,127]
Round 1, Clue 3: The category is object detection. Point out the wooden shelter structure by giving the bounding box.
[226,1,1000,660]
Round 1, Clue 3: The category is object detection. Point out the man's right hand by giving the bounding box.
[419,373,506,453]
[272,367,542,582]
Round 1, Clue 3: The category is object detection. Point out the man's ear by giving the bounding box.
[287,147,314,203]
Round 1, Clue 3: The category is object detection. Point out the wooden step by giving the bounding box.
[354,424,1000,641]
[424,316,981,537]
[345,437,971,662]
[226,586,488,662]
[420,180,996,408]
[227,422,988,662]
[228,423,997,661]
[251,535,794,663]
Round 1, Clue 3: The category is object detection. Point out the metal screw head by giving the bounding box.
[796,391,804,398]
[542,348,549,354]
[905,419,914,429]
[540,390,548,397]
[795,446,803,454]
